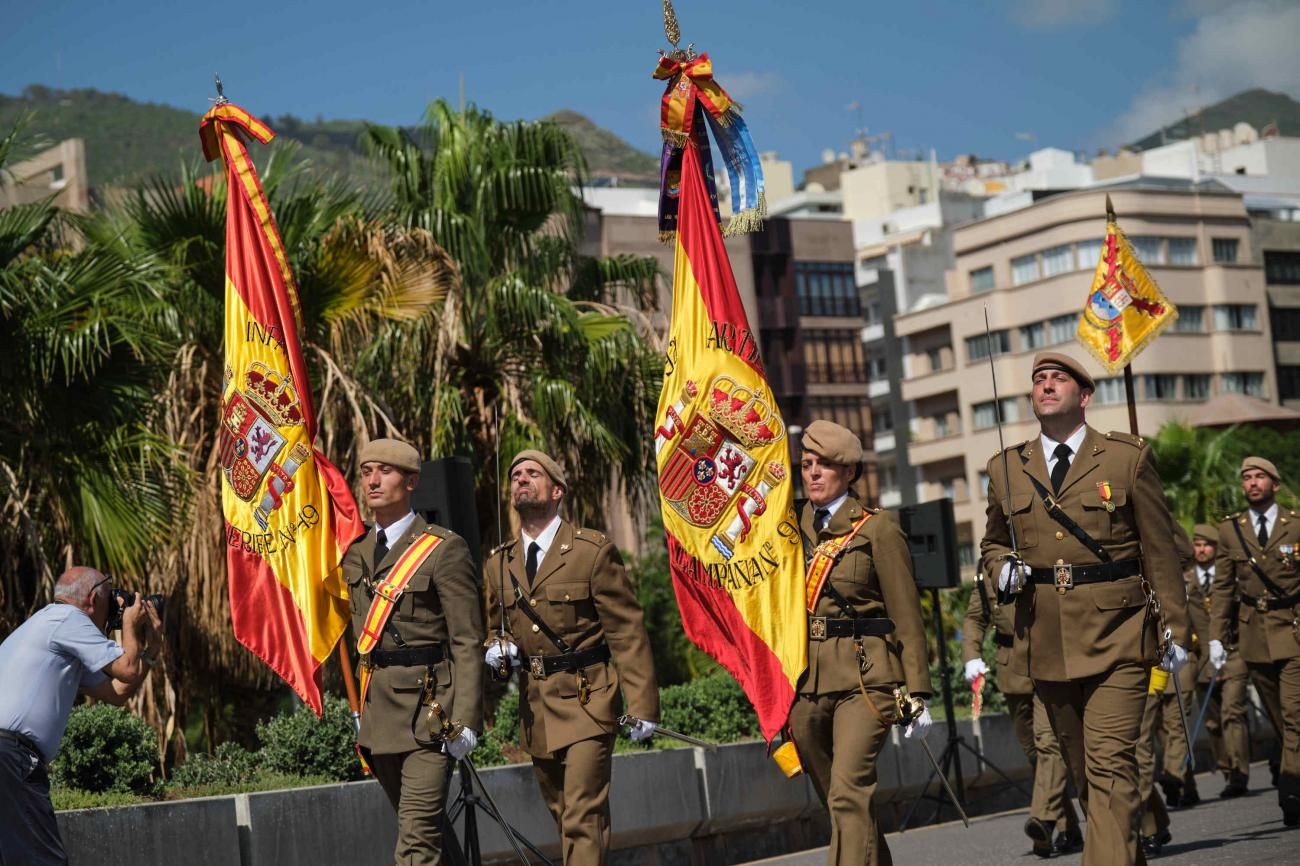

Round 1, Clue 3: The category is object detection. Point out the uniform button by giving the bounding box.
[1055,531,1065,540]
[564,593,571,601]
[532,624,540,633]
[530,598,538,607]
[1121,597,1128,605]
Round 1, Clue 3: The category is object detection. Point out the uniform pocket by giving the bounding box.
[1079,487,1127,541]
[396,573,435,622]
[545,582,590,630]
[1091,577,1145,611]
[1004,493,1038,549]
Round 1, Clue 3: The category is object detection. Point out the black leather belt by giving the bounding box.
[369,645,445,668]
[523,644,611,679]
[808,616,895,641]
[994,632,1013,649]
[1238,590,1300,612]
[1029,558,1141,590]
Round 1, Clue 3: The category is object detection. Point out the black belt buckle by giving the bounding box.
[1257,595,1270,613]
[1054,561,1074,593]
[529,656,547,680]
[809,617,828,641]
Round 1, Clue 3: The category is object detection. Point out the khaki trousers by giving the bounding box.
[790,688,897,866]
[531,734,615,866]
[369,748,452,866]
[1037,663,1149,866]
[1135,693,1170,838]
[1007,693,1080,832]
[1247,658,1300,810]
[1199,654,1250,785]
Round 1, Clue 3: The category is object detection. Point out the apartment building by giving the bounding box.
[892,179,1274,570]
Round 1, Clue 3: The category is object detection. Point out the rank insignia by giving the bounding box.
[1281,544,1295,568]
[1097,481,1116,513]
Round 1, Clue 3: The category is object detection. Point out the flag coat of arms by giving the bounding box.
[654,142,805,742]
[1076,208,1178,372]
[201,104,363,714]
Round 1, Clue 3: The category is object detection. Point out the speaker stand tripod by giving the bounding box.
[443,757,554,866]
[897,587,1029,831]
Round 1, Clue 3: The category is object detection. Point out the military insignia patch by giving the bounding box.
[219,361,308,529]
[1054,563,1074,592]
[1097,481,1116,512]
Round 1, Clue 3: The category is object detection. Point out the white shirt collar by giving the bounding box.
[1040,424,1088,467]
[813,491,851,524]
[376,510,417,543]
[521,514,563,561]
[1249,502,1279,533]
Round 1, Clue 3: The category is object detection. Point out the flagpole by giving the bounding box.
[337,639,361,732]
[1123,364,1139,435]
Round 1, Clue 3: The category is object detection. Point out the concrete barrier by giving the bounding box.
[58,795,240,866]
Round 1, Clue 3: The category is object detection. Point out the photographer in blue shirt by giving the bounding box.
[0,566,161,865]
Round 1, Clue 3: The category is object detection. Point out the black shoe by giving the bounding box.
[1141,830,1172,857]
[1283,794,1300,827]
[1053,827,1083,854]
[1181,787,1201,808]
[1159,776,1184,808]
[1221,780,1249,799]
[1025,817,1053,858]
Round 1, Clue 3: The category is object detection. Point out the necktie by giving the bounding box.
[1258,514,1269,548]
[1201,569,1212,595]
[814,508,831,534]
[526,541,541,583]
[373,527,389,570]
[1050,444,1072,494]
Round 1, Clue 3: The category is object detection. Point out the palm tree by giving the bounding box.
[360,100,663,536]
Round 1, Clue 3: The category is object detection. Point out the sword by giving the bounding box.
[1183,671,1218,772]
[618,715,718,750]
[1166,646,1197,773]
[984,307,1021,598]
[896,689,970,828]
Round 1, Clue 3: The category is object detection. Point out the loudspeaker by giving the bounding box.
[898,498,960,590]
[411,456,482,570]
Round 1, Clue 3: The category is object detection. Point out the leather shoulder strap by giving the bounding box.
[507,569,572,654]
[1229,517,1290,600]
[1026,474,1111,563]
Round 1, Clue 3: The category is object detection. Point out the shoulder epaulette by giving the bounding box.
[574,528,608,546]
[865,506,882,515]
[1220,512,1240,524]
[1105,430,1145,447]
[992,439,1028,458]
[489,538,517,557]
[422,523,450,539]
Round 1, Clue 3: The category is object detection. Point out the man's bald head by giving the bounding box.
[53,566,107,604]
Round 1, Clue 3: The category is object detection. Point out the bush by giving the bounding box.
[256,694,363,781]
[168,741,260,788]
[51,703,158,795]
[657,670,759,746]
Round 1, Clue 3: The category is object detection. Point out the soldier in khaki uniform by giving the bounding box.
[484,449,659,866]
[788,420,931,866]
[1187,524,1251,797]
[1211,456,1300,825]
[341,439,485,866]
[962,579,1081,857]
[980,352,1190,866]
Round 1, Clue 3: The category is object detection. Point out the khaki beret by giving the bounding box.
[1192,523,1219,544]
[801,420,863,466]
[1031,351,1095,391]
[357,438,422,473]
[510,449,567,488]
[1241,456,1280,481]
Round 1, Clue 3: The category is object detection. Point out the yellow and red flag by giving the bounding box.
[1076,200,1178,371]
[201,104,363,714]
[654,141,804,742]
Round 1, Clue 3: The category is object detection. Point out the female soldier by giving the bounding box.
[788,420,932,866]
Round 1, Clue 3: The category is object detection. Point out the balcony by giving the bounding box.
[767,359,807,398]
[874,431,896,453]
[758,295,801,331]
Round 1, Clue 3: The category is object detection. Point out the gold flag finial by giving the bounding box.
[1105,194,1116,223]
[663,0,681,48]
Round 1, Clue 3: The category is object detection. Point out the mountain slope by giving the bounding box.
[1129,88,1300,151]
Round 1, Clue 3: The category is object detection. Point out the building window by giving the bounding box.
[959,543,977,568]
[1174,305,1203,333]
[978,471,991,497]
[1076,238,1103,271]
[1213,304,1258,331]
[1143,374,1178,401]
[1168,237,1198,266]
[972,397,1020,430]
[869,354,888,381]
[1011,254,1040,286]
[926,347,944,373]
[1048,314,1075,345]
[970,266,995,293]
[808,396,871,441]
[966,329,1010,362]
[1183,374,1210,401]
[1131,236,1164,265]
[1278,366,1300,401]
[1212,238,1239,264]
[1265,251,1300,285]
[795,261,859,317]
[804,329,868,383]
[932,413,956,439]
[1273,308,1300,341]
[1042,245,1073,278]
[1020,321,1046,351]
[872,408,893,432]
[1221,372,1265,398]
[1094,377,1126,405]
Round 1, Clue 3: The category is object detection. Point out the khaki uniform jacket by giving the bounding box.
[343,517,485,754]
[484,520,660,758]
[1212,509,1300,663]
[961,577,1034,696]
[980,426,1189,682]
[798,499,930,698]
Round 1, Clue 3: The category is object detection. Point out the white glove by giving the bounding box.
[1159,642,1189,674]
[904,704,932,740]
[627,719,657,742]
[997,559,1027,594]
[963,658,988,683]
[484,640,520,669]
[1209,639,1227,671]
[445,727,477,760]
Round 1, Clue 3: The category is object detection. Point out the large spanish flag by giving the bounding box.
[201,104,363,714]
[1076,197,1178,372]
[654,141,805,742]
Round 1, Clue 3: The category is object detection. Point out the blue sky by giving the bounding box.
[3,1,1298,178]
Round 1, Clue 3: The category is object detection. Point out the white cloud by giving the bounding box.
[1102,0,1300,146]
[718,70,786,104]
[1008,0,1118,29]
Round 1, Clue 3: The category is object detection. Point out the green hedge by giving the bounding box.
[256,694,363,781]
[52,703,159,796]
